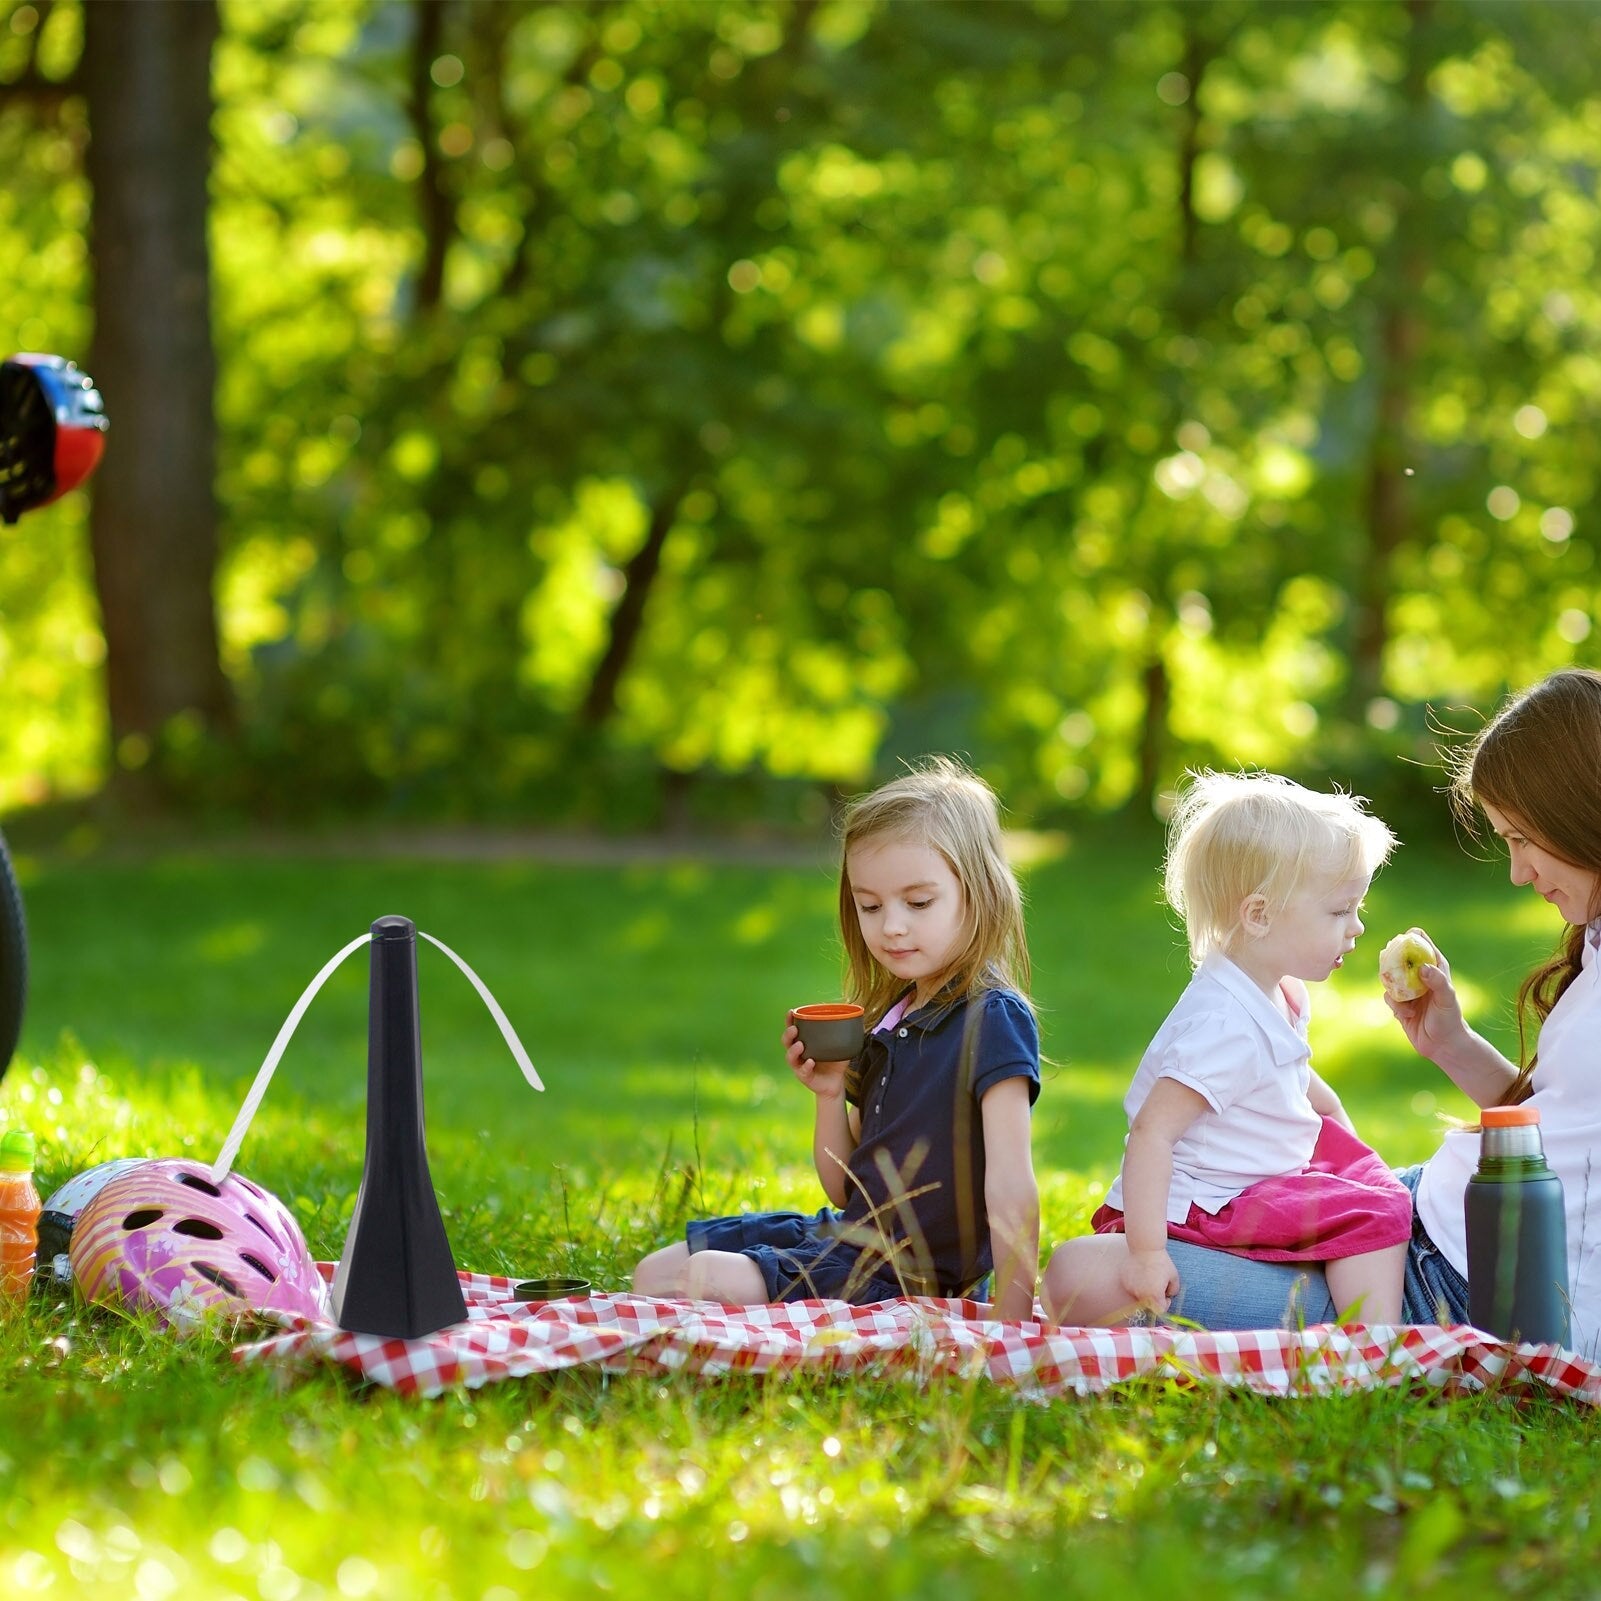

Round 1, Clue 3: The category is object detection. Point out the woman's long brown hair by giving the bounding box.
[1450,668,1601,1102]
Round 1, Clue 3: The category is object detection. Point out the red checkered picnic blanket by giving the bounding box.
[231,1265,1601,1402]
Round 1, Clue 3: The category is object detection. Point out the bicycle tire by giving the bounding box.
[0,827,27,1080]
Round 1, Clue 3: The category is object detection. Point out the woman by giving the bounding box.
[1136,669,1601,1353]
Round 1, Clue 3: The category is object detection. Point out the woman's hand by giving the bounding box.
[1384,929,1521,1105]
[784,1017,848,1099]
[1383,927,1467,1064]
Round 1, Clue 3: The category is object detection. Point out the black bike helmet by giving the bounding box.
[0,353,108,524]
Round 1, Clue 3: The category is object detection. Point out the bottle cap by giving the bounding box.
[0,1129,35,1171]
[1481,1106,1540,1127]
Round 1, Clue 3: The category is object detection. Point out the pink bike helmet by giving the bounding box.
[69,1159,329,1330]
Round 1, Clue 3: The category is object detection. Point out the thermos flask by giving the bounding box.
[1464,1105,1570,1347]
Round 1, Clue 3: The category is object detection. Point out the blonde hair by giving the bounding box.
[1164,770,1397,964]
[837,757,1031,1023]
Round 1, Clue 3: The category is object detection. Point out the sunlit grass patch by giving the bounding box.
[2,828,1596,1598]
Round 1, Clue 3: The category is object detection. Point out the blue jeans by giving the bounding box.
[1159,1241,1338,1330]
[1153,1164,1469,1330]
[1394,1162,1471,1325]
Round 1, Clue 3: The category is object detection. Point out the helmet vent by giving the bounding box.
[173,1217,226,1241]
[176,1172,223,1198]
[239,1252,277,1283]
[244,1211,277,1239]
[194,1262,242,1296]
[122,1208,165,1230]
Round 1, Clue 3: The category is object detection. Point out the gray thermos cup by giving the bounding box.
[1464,1105,1570,1347]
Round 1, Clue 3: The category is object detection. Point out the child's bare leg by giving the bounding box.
[684,1248,767,1303]
[632,1242,768,1303]
[1042,1235,1148,1326]
[1324,1243,1406,1324]
[632,1241,691,1295]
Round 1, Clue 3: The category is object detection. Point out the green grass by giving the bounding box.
[0,821,1589,1600]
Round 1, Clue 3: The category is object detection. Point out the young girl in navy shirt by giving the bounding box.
[1043,771,1412,1327]
[632,758,1042,1319]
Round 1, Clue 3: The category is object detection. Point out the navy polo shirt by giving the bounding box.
[837,986,1039,1296]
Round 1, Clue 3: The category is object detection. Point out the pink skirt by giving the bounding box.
[1092,1116,1413,1263]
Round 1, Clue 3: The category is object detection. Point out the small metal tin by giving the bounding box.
[513,1276,592,1303]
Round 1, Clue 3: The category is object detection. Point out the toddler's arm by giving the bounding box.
[1118,1078,1209,1313]
[1306,1070,1355,1132]
[979,1076,1039,1321]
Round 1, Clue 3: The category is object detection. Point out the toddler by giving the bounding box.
[1043,771,1411,1326]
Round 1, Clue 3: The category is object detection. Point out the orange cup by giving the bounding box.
[792,1002,865,1062]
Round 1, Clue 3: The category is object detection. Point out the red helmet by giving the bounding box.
[0,353,108,524]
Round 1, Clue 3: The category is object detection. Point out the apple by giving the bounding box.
[1379,931,1438,1003]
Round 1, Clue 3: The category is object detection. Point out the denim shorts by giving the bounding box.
[1158,1165,1469,1330]
[686,1207,910,1305]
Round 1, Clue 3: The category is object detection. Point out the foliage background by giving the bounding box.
[1,0,1600,833]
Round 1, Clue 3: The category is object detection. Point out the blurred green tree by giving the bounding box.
[2,0,1600,828]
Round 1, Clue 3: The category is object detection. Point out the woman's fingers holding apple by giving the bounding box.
[1415,934,1453,979]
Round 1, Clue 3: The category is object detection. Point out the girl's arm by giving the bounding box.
[811,1095,858,1207]
[1118,1078,1210,1313]
[979,1076,1039,1321]
[784,1020,859,1206]
[1306,1070,1355,1132]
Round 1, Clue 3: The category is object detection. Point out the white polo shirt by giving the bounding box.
[1104,952,1324,1223]
[1415,921,1601,1355]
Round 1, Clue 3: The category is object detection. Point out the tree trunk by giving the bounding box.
[579,483,686,730]
[1128,20,1212,819]
[1136,646,1171,817]
[81,0,232,793]
[1351,295,1420,710]
[1348,0,1432,714]
[408,0,454,315]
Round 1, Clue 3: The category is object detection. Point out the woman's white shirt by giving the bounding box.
[1415,921,1601,1355]
[1104,952,1324,1223]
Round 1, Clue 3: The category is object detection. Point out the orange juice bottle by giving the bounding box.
[0,1129,40,1298]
